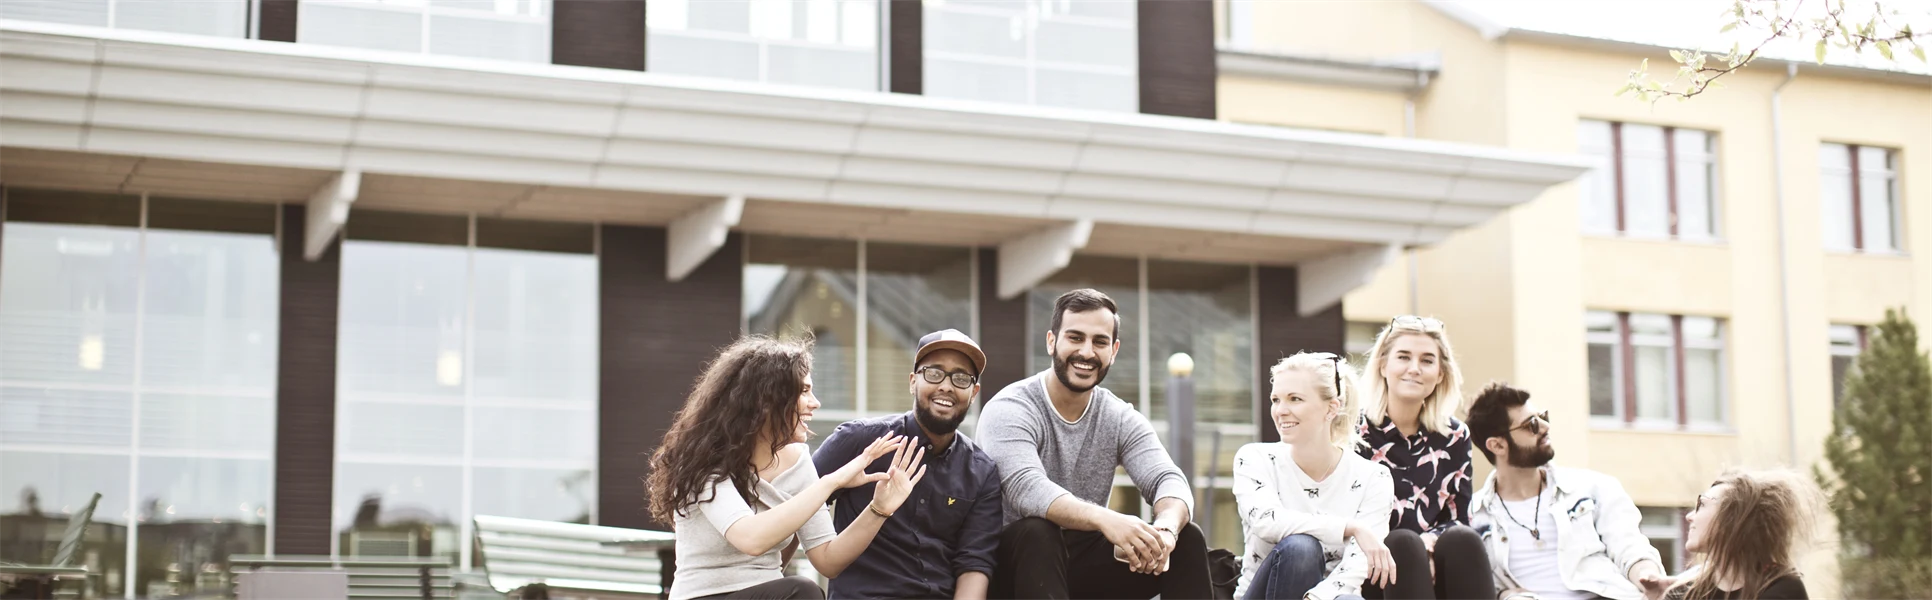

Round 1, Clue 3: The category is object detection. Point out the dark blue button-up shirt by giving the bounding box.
[811,412,1003,600]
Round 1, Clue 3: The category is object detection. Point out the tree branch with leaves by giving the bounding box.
[1619,0,1930,102]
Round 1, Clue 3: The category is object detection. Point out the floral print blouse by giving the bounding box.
[1356,414,1473,535]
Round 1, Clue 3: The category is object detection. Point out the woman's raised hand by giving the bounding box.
[829,435,905,489]
[868,438,929,515]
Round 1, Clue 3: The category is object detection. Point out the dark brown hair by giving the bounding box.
[1049,288,1119,338]
[647,336,813,524]
[1673,469,1819,600]
[1465,381,1531,464]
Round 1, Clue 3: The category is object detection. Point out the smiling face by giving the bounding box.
[1380,332,1443,403]
[793,372,820,443]
[1048,308,1119,393]
[1684,483,1730,553]
[911,349,978,436]
[1269,368,1337,446]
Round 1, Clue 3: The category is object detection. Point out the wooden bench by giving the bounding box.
[229,555,454,599]
[471,515,674,599]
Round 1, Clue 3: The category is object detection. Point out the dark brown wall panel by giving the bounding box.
[600,226,743,530]
[1254,266,1343,442]
[889,0,922,94]
[259,0,298,43]
[976,248,1028,404]
[1136,0,1216,119]
[553,0,648,71]
[274,204,340,555]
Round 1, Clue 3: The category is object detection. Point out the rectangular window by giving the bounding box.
[1829,324,1867,407]
[648,0,879,92]
[299,0,552,63]
[1585,310,1726,427]
[2,191,279,599]
[334,212,597,568]
[1577,120,1719,241]
[924,0,1137,112]
[0,0,249,38]
[1820,143,1902,253]
[1640,506,1686,573]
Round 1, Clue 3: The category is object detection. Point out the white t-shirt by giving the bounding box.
[1500,484,1594,600]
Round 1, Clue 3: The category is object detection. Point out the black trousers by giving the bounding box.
[990,516,1212,600]
[694,576,825,600]
[1362,526,1496,600]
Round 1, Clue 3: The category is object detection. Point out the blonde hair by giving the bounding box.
[1672,469,1822,600]
[1359,318,1465,433]
[1268,352,1363,452]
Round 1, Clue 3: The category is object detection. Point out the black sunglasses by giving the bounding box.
[915,365,978,390]
[1306,352,1344,395]
[1511,411,1551,436]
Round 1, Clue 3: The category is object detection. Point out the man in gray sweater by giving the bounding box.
[977,288,1211,600]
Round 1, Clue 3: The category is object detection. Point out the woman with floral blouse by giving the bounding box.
[1352,316,1494,600]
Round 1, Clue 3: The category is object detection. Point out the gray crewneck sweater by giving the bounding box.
[977,370,1194,525]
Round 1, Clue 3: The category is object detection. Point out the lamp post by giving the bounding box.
[1165,353,1196,486]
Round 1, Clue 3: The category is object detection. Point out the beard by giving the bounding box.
[1504,436,1556,469]
[1051,349,1112,393]
[915,391,971,436]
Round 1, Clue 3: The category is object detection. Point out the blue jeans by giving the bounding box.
[1243,535,1364,600]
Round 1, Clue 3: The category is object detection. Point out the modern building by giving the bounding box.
[1216,1,1930,595]
[0,1,1597,597]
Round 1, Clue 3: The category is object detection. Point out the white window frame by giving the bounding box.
[1680,316,1726,429]
[646,0,880,90]
[1577,119,1724,242]
[300,0,553,62]
[1586,310,1625,424]
[1587,311,1729,431]
[921,0,1138,110]
[1822,143,1904,255]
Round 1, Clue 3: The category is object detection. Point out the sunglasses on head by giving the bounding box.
[1390,315,1445,333]
[1306,352,1344,395]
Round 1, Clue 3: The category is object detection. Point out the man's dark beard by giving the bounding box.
[915,392,970,436]
[1051,349,1112,393]
[1504,436,1556,468]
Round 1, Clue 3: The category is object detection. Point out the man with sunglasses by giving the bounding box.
[812,329,1005,599]
[1464,383,1663,600]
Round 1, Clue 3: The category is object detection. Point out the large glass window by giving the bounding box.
[1820,143,1902,253]
[2,190,278,599]
[0,0,249,37]
[864,243,974,417]
[334,212,595,568]
[1577,120,1720,241]
[299,0,552,63]
[745,235,862,434]
[648,0,880,91]
[924,0,1138,112]
[1586,310,1727,428]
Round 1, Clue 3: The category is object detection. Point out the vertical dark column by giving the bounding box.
[1254,266,1342,442]
[1135,0,1216,119]
[600,226,743,531]
[274,204,340,555]
[976,248,1029,402]
[258,0,298,42]
[888,0,923,94]
[552,0,649,71]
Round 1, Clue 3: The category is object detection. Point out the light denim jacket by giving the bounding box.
[1468,465,1661,600]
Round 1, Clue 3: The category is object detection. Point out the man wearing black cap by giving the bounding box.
[811,329,1005,600]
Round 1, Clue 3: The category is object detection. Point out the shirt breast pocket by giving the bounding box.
[925,487,970,538]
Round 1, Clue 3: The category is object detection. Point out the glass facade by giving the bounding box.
[647,0,880,91]
[333,212,596,567]
[0,0,249,37]
[923,0,1138,111]
[299,0,553,63]
[1,191,278,598]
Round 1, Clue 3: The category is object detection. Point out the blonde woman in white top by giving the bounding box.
[1234,352,1398,600]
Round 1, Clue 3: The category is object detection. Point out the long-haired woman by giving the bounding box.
[1233,352,1396,600]
[647,336,928,600]
[1640,470,1818,600]
[1353,316,1493,599]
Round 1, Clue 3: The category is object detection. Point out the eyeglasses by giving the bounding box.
[1390,315,1445,333]
[1511,411,1551,436]
[915,366,978,390]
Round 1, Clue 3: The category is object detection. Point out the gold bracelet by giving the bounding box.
[867,503,893,519]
